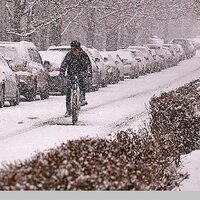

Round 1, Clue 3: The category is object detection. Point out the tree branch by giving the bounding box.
[61,8,84,35]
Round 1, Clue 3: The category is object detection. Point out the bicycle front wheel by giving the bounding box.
[71,93,79,125]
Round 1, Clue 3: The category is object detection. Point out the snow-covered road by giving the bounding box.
[1,52,200,190]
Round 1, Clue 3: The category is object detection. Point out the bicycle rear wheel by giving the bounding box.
[71,93,79,125]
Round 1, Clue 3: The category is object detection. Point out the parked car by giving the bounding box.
[148,35,164,45]
[87,48,109,87]
[149,49,163,72]
[128,46,154,73]
[145,44,168,70]
[99,51,119,84]
[81,47,101,92]
[0,54,20,108]
[171,38,192,59]
[126,48,149,75]
[47,45,101,92]
[0,41,49,101]
[107,51,125,81]
[39,50,66,95]
[188,41,196,57]
[171,43,186,61]
[188,37,200,50]
[162,44,179,67]
[116,49,140,79]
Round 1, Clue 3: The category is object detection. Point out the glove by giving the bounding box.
[59,74,66,84]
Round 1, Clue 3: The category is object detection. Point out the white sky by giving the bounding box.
[1,51,200,191]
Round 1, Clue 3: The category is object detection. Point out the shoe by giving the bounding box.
[80,100,88,106]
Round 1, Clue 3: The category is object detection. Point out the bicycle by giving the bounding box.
[70,75,81,125]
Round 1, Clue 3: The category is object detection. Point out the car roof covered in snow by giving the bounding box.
[47,45,88,52]
[47,45,71,52]
[0,41,36,49]
[0,41,38,62]
[39,51,66,66]
[117,49,136,60]
[145,44,162,49]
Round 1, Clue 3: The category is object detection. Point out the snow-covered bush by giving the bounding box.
[0,132,185,191]
[1,79,200,191]
[150,79,200,158]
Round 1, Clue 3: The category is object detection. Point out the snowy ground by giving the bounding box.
[1,52,200,190]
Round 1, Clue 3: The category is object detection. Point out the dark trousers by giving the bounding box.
[65,74,86,108]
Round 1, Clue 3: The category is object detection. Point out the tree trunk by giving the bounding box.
[163,19,169,43]
[11,0,26,41]
[49,19,62,46]
[0,0,7,41]
[25,10,34,42]
[86,8,95,48]
[105,27,118,51]
[39,28,48,50]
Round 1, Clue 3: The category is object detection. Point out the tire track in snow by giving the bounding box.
[108,111,149,136]
[107,66,200,135]
[0,65,200,141]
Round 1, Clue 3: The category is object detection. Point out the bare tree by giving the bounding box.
[0,0,8,40]
[152,0,194,41]
[1,0,197,50]
[6,0,27,41]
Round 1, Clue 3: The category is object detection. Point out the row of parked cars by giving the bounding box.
[0,38,197,108]
[0,41,49,108]
[40,38,196,95]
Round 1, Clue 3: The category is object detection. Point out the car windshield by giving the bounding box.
[0,57,12,73]
[173,39,186,45]
[163,45,171,48]
[130,51,139,57]
[0,57,6,66]
[103,57,108,62]
[148,45,160,50]
[135,47,146,53]
[0,46,18,61]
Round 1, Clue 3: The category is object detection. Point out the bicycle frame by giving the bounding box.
[70,76,80,125]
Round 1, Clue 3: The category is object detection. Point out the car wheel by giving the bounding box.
[61,87,66,96]
[0,86,5,108]
[9,100,14,106]
[101,80,107,87]
[40,89,49,100]
[25,87,36,102]
[135,67,139,78]
[14,87,20,106]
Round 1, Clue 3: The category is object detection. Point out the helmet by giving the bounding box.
[70,40,81,49]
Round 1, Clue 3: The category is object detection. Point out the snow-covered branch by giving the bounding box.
[61,9,84,36]
[23,0,40,15]
[6,1,13,19]
[6,0,95,37]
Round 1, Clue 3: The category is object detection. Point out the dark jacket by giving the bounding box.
[60,48,92,78]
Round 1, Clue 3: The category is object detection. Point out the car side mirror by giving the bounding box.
[103,58,108,62]
[95,58,100,62]
[10,64,15,71]
[115,60,119,65]
[136,58,141,62]
[5,58,15,71]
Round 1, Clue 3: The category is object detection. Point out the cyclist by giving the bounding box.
[59,40,92,117]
